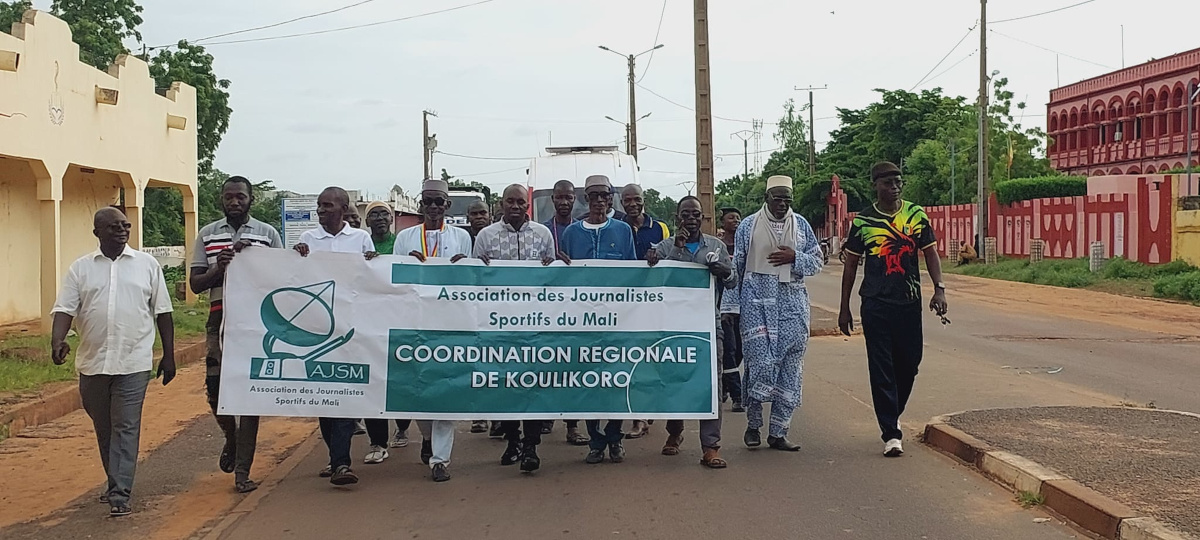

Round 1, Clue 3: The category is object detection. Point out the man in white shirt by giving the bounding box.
[394,178,471,482]
[293,187,378,487]
[50,207,176,518]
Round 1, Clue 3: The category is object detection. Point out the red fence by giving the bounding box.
[827,175,1175,264]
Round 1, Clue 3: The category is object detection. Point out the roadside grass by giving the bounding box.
[1017,490,1045,509]
[0,297,208,394]
[948,257,1200,302]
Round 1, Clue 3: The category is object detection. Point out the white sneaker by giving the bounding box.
[884,439,904,457]
[364,445,389,464]
[390,430,409,448]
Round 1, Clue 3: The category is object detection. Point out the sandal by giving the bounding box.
[109,505,132,517]
[700,447,727,469]
[661,434,683,456]
[235,480,259,494]
[566,432,590,446]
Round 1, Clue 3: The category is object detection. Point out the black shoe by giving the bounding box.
[500,441,522,466]
[744,429,762,447]
[540,422,553,435]
[420,439,433,465]
[767,436,801,452]
[609,442,625,463]
[330,465,359,486]
[488,422,503,439]
[432,463,451,482]
[585,448,605,464]
[520,445,541,472]
[470,420,487,433]
[731,403,745,413]
[219,438,236,473]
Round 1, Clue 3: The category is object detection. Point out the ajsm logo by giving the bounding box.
[250,280,369,384]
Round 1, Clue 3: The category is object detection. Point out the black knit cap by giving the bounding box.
[870,161,902,182]
[719,207,740,217]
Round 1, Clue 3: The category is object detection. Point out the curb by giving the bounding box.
[201,429,320,540]
[0,339,206,439]
[923,416,1194,540]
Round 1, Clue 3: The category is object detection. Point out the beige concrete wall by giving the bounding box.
[0,10,198,327]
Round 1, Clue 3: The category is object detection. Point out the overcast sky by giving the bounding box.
[41,0,1200,200]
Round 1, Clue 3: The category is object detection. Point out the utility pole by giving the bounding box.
[694,0,715,234]
[423,110,438,180]
[949,138,956,205]
[1188,81,1199,196]
[795,85,827,176]
[599,44,663,162]
[731,130,753,179]
[976,0,989,257]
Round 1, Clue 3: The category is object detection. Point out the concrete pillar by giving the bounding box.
[122,174,144,250]
[1090,241,1108,273]
[1030,238,1045,264]
[182,186,198,306]
[36,161,65,333]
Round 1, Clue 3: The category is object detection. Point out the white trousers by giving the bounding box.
[416,420,455,467]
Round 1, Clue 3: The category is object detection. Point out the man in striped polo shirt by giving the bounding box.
[189,176,283,493]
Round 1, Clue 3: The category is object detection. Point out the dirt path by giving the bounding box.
[0,363,314,537]
[945,273,1200,337]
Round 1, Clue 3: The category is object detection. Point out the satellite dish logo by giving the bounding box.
[249,281,369,384]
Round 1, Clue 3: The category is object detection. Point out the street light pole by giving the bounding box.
[599,44,664,162]
[606,113,651,157]
[731,130,753,179]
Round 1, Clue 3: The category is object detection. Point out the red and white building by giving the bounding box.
[1047,47,1200,176]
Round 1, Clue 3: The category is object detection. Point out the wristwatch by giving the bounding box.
[934,282,946,290]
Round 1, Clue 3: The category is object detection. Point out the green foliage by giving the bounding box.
[0,1,31,34]
[50,0,143,71]
[1152,271,1200,302]
[1101,257,1195,280]
[143,168,281,246]
[642,188,676,221]
[955,258,1096,288]
[149,41,232,173]
[993,176,1087,205]
[446,174,498,207]
[142,187,184,246]
[1017,491,1045,508]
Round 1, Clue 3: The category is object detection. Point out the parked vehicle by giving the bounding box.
[820,237,832,265]
[526,146,640,222]
[445,187,486,228]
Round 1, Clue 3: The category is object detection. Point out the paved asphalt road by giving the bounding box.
[211,268,1177,540]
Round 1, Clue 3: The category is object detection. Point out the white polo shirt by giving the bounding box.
[299,224,375,254]
[52,246,174,376]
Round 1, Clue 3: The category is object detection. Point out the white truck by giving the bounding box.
[445,186,487,228]
[526,146,640,222]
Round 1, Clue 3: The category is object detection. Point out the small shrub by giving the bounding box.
[1153,271,1200,302]
[994,176,1088,205]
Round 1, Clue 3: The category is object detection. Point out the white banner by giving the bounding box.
[218,249,719,420]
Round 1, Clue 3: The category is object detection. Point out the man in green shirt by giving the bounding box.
[362,201,411,455]
[365,202,396,255]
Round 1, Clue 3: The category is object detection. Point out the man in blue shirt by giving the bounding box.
[620,183,670,261]
[557,175,636,464]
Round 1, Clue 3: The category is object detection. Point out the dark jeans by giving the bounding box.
[860,297,924,442]
[80,371,149,508]
[206,375,259,480]
[318,417,355,468]
[585,420,623,450]
[365,419,390,448]
[721,314,743,402]
[501,420,544,446]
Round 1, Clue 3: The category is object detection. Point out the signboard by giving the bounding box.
[218,249,718,420]
[281,197,319,249]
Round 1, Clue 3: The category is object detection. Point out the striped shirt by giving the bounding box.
[190,217,283,304]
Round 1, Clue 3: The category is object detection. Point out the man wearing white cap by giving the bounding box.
[394,178,472,482]
[558,174,637,464]
[733,175,824,452]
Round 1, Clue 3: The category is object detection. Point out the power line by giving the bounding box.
[909,23,977,91]
[642,143,783,157]
[992,0,1098,24]
[452,166,528,178]
[989,29,1111,69]
[636,84,775,125]
[635,0,669,84]
[187,0,498,47]
[187,0,381,45]
[435,150,531,161]
[922,49,978,87]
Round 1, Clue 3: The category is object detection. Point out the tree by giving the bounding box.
[149,41,232,174]
[50,0,143,71]
[641,188,676,221]
[0,1,30,33]
[446,175,498,207]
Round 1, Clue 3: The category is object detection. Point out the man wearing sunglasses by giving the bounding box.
[838,162,948,459]
[558,175,637,464]
[395,178,472,482]
[733,175,824,453]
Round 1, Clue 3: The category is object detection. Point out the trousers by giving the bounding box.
[501,420,544,446]
[668,330,724,448]
[860,297,924,442]
[206,374,258,480]
[721,314,743,402]
[318,417,355,468]
[416,420,455,467]
[80,372,150,507]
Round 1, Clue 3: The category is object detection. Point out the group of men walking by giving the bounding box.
[50,160,947,516]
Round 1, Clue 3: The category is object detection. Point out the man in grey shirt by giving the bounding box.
[189,176,283,493]
[647,195,736,468]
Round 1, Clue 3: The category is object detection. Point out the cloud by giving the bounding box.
[287,122,347,135]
